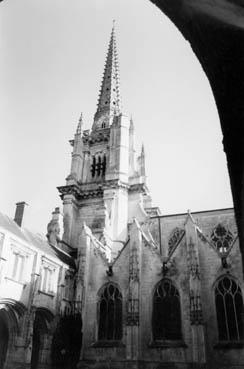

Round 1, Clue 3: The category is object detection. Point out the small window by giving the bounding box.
[215,276,244,341]
[12,252,25,282]
[98,283,122,341]
[41,267,54,294]
[152,279,182,341]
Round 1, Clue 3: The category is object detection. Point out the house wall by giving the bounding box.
[0,224,71,369]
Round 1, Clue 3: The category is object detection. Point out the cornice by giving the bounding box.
[58,179,148,201]
[57,184,81,200]
[58,184,103,200]
[129,183,148,194]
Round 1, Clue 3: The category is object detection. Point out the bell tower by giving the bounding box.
[58,24,152,260]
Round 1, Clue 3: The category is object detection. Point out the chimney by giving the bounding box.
[14,202,28,227]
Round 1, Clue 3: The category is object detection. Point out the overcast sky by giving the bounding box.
[0,0,233,234]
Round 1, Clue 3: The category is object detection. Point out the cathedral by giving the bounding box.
[0,26,244,369]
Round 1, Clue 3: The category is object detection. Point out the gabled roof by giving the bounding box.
[0,212,75,268]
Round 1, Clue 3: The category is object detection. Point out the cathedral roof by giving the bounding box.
[93,22,121,129]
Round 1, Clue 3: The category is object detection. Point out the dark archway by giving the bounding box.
[31,308,53,369]
[0,314,9,369]
[0,300,26,369]
[149,0,244,270]
[51,313,82,369]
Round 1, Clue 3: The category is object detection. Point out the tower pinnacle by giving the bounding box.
[93,23,121,130]
[76,112,83,135]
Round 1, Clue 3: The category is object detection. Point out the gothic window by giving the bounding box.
[211,224,233,254]
[152,279,182,341]
[98,283,122,341]
[168,228,185,255]
[102,155,106,176]
[96,156,102,176]
[91,157,96,178]
[215,276,244,341]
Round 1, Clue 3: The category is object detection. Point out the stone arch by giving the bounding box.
[0,310,9,369]
[30,307,54,369]
[0,299,26,369]
[148,0,244,269]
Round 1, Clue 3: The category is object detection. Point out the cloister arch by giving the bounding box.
[31,307,54,369]
[0,312,9,369]
[148,0,244,270]
[0,299,26,369]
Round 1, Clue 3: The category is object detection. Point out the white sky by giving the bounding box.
[0,0,233,234]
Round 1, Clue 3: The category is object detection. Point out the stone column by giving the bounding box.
[24,306,36,364]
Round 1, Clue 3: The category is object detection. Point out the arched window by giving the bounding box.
[102,155,106,177]
[98,283,122,341]
[215,276,244,341]
[152,279,182,341]
[97,156,101,176]
[91,157,96,178]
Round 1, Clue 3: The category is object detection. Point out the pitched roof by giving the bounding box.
[0,212,75,268]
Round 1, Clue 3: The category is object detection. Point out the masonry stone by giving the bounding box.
[0,25,244,369]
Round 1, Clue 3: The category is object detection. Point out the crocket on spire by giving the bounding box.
[93,21,121,130]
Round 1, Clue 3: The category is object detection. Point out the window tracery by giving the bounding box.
[211,224,233,254]
[90,155,107,178]
[152,279,182,341]
[215,276,244,341]
[98,283,122,341]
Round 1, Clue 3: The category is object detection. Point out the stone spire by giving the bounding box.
[138,143,146,178]
[93,22,121,130]
[129,116,136,176]
[76,112,83,135]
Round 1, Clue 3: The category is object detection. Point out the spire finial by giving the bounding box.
[76,112,83,135]
[93,24,122,130]
[141,143,145,156]
[130,115,134,131]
